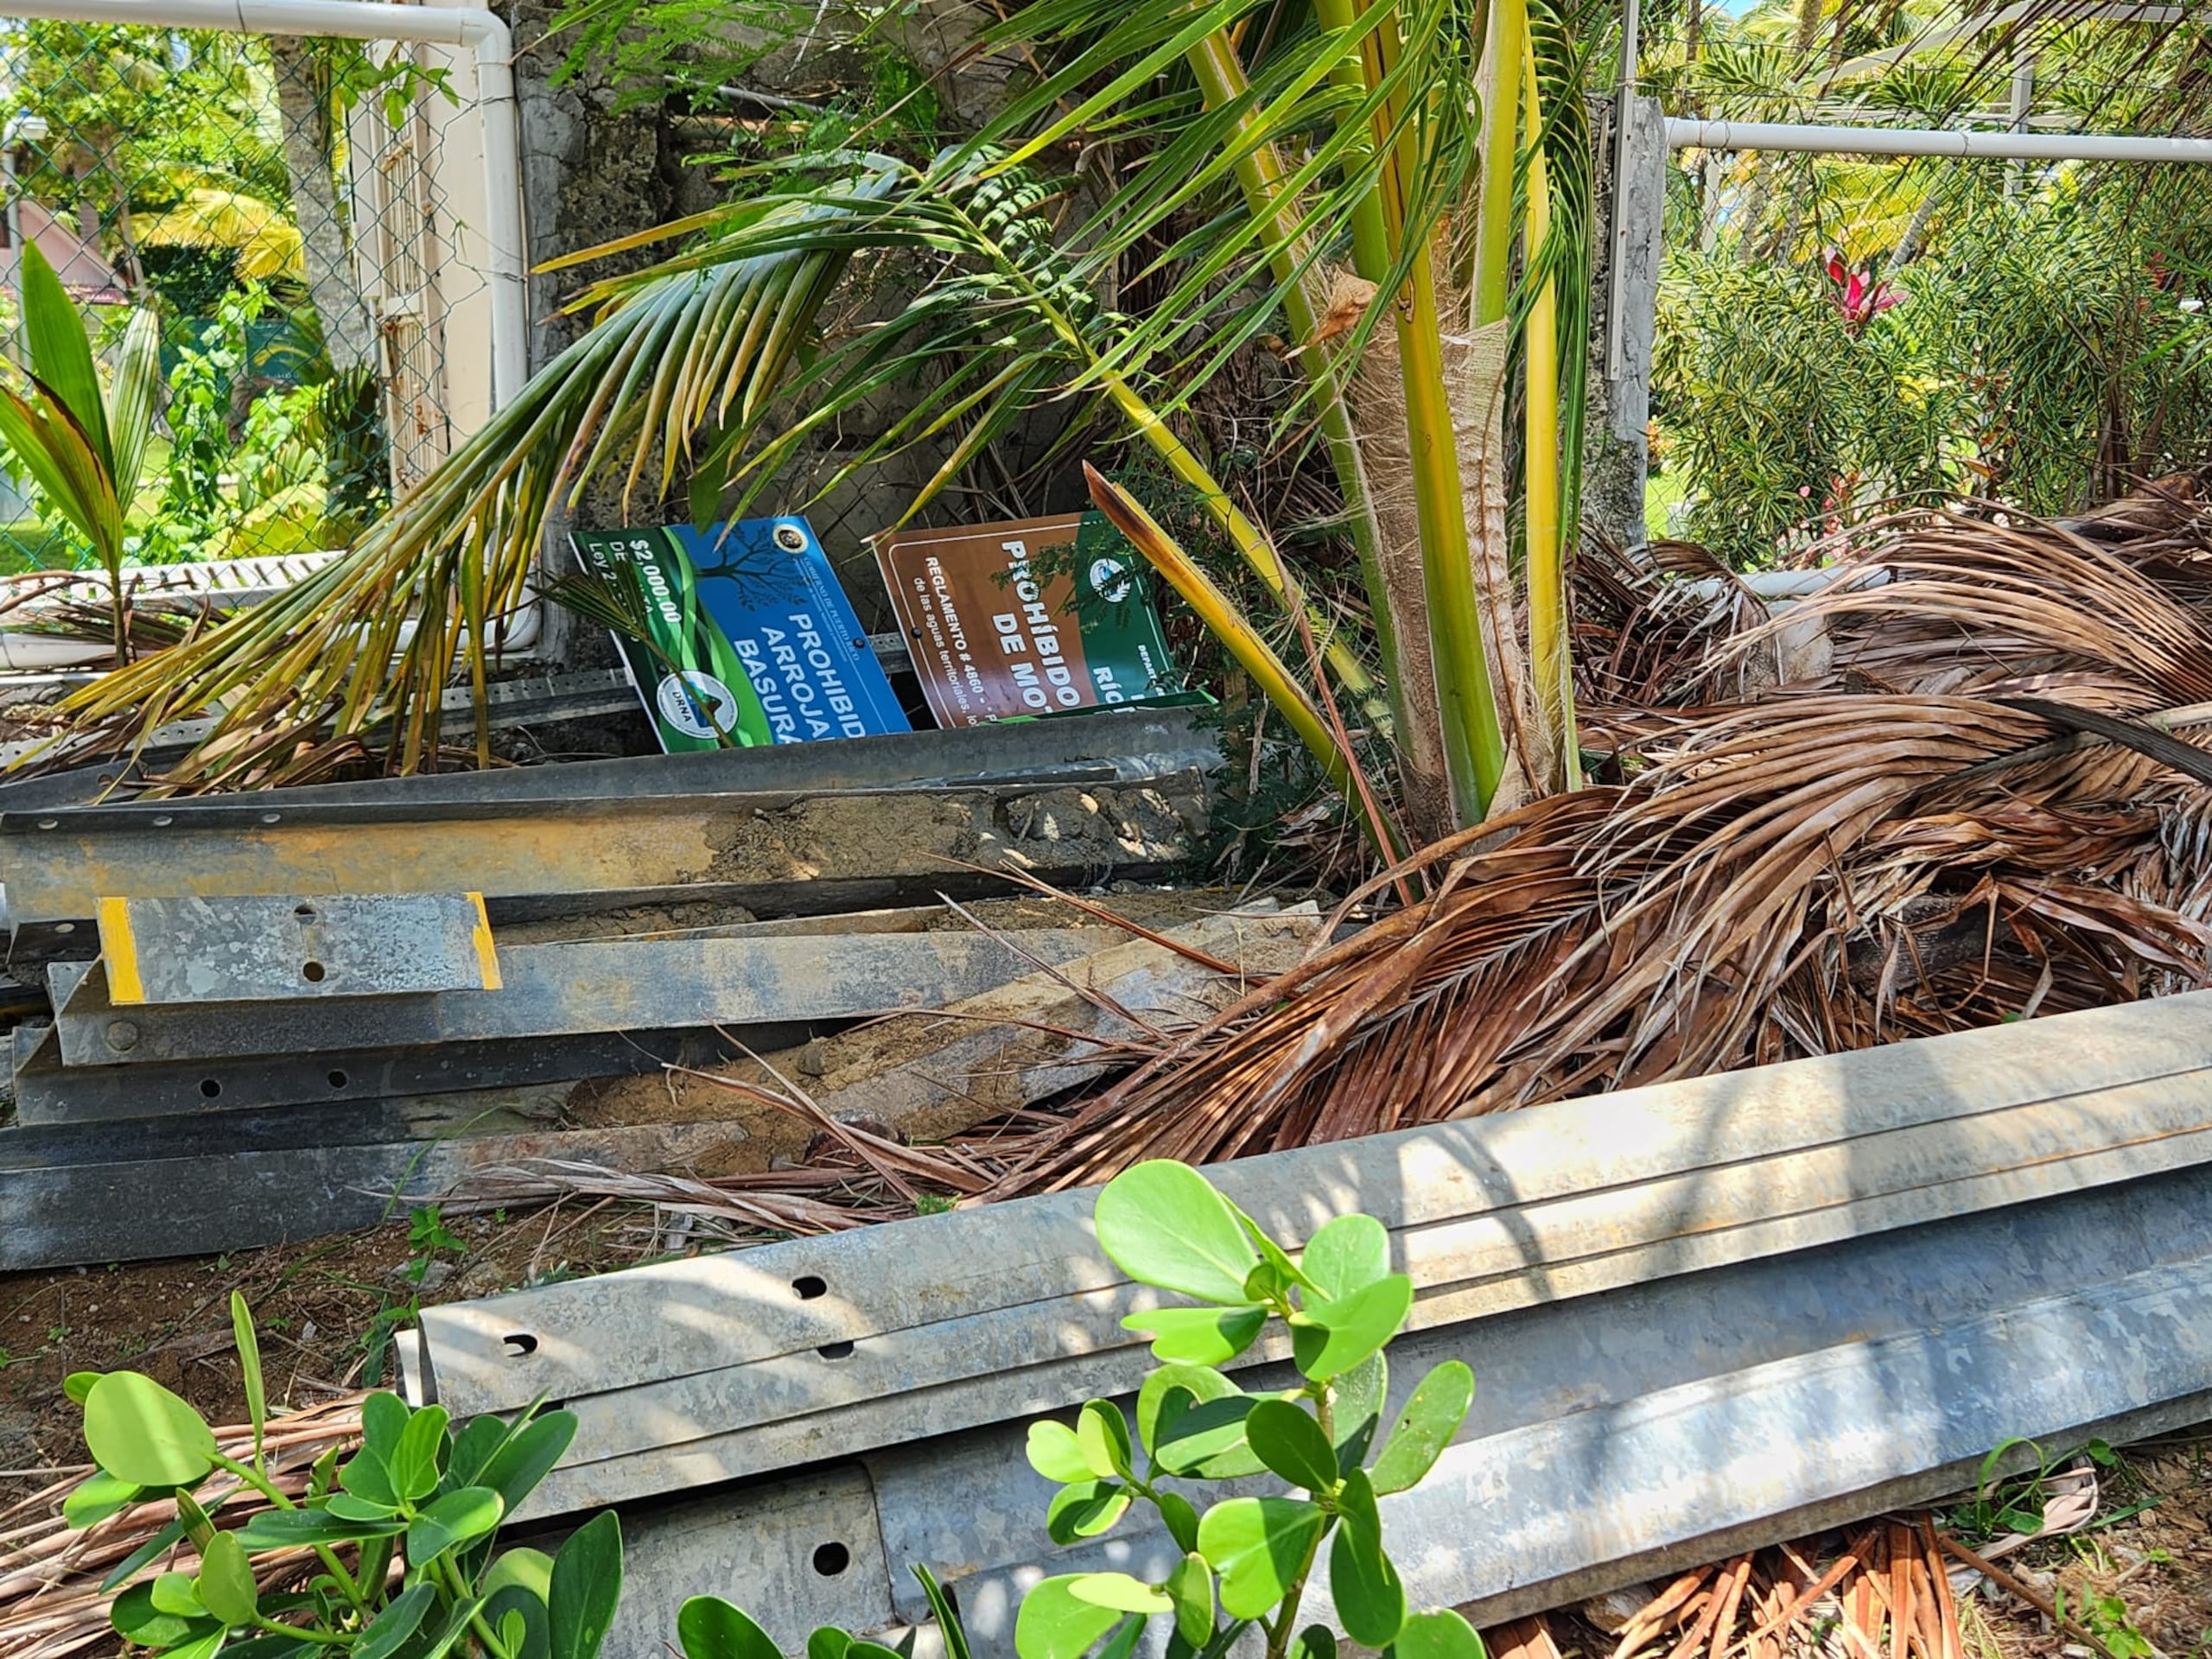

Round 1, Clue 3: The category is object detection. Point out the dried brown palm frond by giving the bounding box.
[1506,1489,2140,1659]
[986,698,2204,1193]
[0,1395,364,1659]
[1706,494,2212,708]
[980,483,2212,1196]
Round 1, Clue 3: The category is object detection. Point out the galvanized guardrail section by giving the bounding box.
[405,989,2212,1658]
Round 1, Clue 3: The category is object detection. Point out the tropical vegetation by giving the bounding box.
[0,22,402,577]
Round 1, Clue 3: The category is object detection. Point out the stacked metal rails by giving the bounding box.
[0,710,1222,1268]
[407,989,2212,1659]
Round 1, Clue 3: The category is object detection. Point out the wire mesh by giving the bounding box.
[0,17,498,573]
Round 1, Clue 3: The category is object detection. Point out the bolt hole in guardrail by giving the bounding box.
[296,904,317,920]
[504,1332,538,1357]
[817,1341,855,1360]
[812,1543,851,1577]
[302,962,327,982]
[200,1078,220,1098]
[327,1070,349,1089]
[792,1274,829,1300]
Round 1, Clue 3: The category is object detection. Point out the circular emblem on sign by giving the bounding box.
[656,671,739,740]
[1089,555,1134,603]
[772,522,810,553]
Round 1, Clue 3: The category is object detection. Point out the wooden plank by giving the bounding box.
[560,904,1321,1175]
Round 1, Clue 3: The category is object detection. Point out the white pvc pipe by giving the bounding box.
[1668,116,2212,163]
[10,0,529,409]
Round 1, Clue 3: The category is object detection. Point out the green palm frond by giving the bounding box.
[61,165,907,783]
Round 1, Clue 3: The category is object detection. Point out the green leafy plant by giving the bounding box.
[0,240,159,658]
[67,1289,624,1659]
[673,1160,1481,1659]
[404,1203,470,1284]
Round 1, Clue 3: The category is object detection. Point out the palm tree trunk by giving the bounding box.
[270,35,377,376]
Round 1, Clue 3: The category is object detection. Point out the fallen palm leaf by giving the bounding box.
[0,1395,364,1659]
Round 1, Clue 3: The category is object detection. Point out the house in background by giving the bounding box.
[0,194,127,306]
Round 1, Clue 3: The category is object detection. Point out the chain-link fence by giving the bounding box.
[0,15,504,572]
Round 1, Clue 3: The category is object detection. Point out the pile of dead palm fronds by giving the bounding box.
[972,480,2212,1194]
[0,1395,365,1659]
[1500,1503,2141,1659]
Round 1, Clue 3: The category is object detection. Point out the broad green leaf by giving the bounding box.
[63,1371,101,1405]
[1067,1573,1173,1615]
[480,1412,579,1514]
[447,1413,512,1491]
[550,1510,624,1659]
[1294,1627,1338,1659]
[1016,1575,1124,1659]
[326,1493,402,1522]
[392,1404,449,1503]
[110,1580,216,1649]
[677,1599,783,1659]
[1122,1306,1268,1366]
[484,1584,552,1659]
[810,1627,855,1659]
[1027,1421,1092,1484]
[359,1390,410,1461]
[1391,1609,1485,1659]
[849,1642,907,1659]
[1195,1497,1324,1619]
[1333,1353,1388,1473]
[1154,1393,1264,1480]
[231,1294,266,1468]
[1096,1618,1142,1659]
[152,1571,207,1618]
[196,1530,260,1627]
[20,241,111,473]
[1077,1402,1134,1480]
[84,1373,219,1488]
[1166,1552,1215,1645]
[485,1546,556,1602]
[234,1506,407,1553]
[1229,1201,1315,1296]
[1288,1275,1414,1381]
[1158,1491,1200,1554]
[1300,1215,1390,1302]
[1243,1400,1338,1493]
[63,1471,144,1529]
[1136,1364,1239,1457]
[1094,1162,1258,1304]
[0,383,95,544]
[358,1582,440,1659]
[419,1597,490,1659]
[405,1486,505,1567]
[1046,1478,1130,1544]
[1328,1473,1404,1646]
[162,1628,231,1659]
[1243,1261,1291,1305]
[1371,1363,1474,1494]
